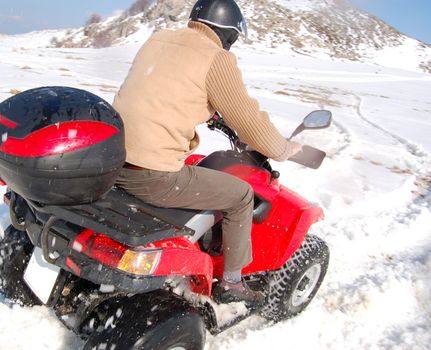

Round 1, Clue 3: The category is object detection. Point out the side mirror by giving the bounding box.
[289,110,332,139]
[303,110,332,129]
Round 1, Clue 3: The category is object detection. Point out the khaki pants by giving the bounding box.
[116,165,254,272]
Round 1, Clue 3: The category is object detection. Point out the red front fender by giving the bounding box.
[279,204,324,265]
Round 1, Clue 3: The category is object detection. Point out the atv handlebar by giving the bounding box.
[207,111,330,169]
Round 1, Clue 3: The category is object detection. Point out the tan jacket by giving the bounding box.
[113,21,291,171]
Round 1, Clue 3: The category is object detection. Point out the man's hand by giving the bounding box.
[288,141,303,159]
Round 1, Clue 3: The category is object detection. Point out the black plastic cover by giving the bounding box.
[0,87,126,204]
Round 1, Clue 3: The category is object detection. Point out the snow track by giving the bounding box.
[352,93,429,161]
[349,90,431,213]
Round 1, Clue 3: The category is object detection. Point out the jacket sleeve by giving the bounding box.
[206,50,292,161]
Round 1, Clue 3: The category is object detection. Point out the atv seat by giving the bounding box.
[29,184,271,247]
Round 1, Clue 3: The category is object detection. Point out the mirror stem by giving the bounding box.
[288,124,305,140]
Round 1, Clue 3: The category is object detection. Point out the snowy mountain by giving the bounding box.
[44,0,431,73]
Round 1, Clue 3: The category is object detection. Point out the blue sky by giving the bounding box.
[351,0,431,44]
[0,0,135,34]
[0,1,430,44]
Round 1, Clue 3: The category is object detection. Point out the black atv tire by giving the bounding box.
[0,225,41,306]
[261,234,329,322]
[83,291,205,350]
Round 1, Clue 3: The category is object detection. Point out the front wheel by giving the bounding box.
[261,234,329,321]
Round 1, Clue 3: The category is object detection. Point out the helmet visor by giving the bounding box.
[239,18,248,41]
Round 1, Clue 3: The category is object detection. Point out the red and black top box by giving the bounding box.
[0,86,126,205]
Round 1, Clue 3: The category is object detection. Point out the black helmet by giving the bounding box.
[190,0,248,50]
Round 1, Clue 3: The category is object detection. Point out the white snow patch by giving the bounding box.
[99,284,115,293]
[274,0,332,11]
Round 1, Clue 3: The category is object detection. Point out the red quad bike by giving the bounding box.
[0,87,331,350]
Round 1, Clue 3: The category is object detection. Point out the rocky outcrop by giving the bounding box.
[51,0,431,72]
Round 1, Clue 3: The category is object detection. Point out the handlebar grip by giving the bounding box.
[288,145,326,169]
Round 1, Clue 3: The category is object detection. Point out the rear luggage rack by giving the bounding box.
[28,187,196,246]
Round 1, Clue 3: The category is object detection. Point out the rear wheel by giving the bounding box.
[0,225,41,306]
[261,234,329,321]
[82,291,205,350]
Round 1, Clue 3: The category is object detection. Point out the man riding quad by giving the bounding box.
[113,0,302,304]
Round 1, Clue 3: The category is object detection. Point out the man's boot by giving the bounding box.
[212,279,265,306]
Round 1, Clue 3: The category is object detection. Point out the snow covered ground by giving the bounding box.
[0,31,430,350]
